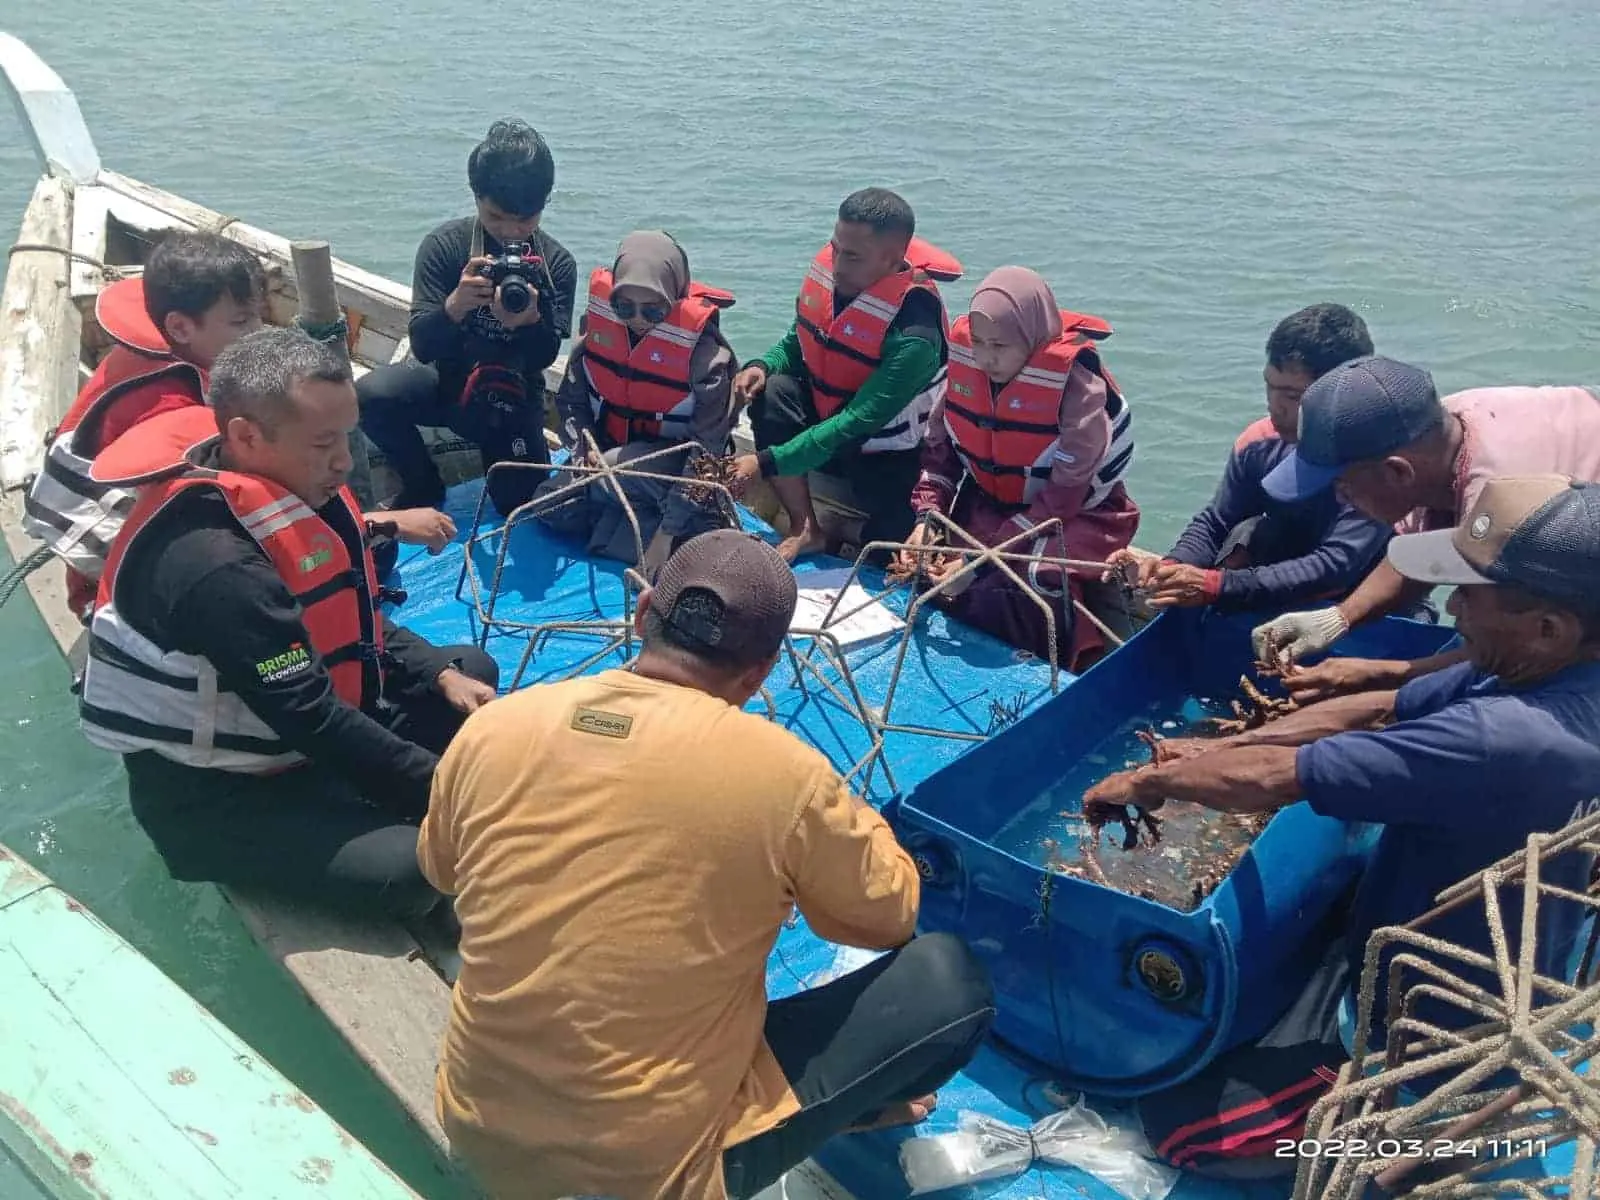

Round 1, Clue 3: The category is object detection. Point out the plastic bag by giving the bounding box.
[899,1101,1179,1199]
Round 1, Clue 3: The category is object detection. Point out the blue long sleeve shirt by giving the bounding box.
[1166,418,1391,608]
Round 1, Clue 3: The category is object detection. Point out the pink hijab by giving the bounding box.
[969,266,1062,350]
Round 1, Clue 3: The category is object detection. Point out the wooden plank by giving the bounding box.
[354,325,401,370]
[0,848,422,1199]
[97,172,412,343]
[0,489,454,1149]
[0,175,81,491]
[67,183,111,300]
[0,33,101,185]
[224,899,452,1145]
[0,494,85,660]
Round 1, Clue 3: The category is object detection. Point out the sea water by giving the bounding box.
[992,696,1270,910]
[1,0,1595,1186]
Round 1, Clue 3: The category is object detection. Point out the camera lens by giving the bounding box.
[498,276,533,314]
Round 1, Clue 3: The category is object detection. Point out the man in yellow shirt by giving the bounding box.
[420,529,994,1200]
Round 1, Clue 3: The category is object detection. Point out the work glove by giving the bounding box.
[1250,607,1350,665]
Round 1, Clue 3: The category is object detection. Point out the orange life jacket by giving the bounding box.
[579,268,735,448]
[944,310,1134,509]
[794,238,962,454]
[22,277,204,590]
[78,406,384,774]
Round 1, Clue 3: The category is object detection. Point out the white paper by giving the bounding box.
[790,567,905,648]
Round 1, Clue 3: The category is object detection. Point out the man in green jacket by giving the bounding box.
[730,188,949,562]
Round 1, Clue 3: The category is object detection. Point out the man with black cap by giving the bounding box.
[1083,475,1600,1174]
[1247,356,1600,701]
[420,529,994,1200]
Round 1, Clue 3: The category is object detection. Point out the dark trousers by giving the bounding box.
[357,359,550,515]
[750,373,922,547]
[124,645,498,923]
[720,933,995,1199]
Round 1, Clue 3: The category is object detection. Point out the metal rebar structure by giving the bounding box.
[782,509,1130,788]
[455,434,735,682]
[457,460,1132,788]
[1293,810,1600,1199]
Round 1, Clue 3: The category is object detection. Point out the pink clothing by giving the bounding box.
[913,360,1119,538]
[969,266,1063,349]
[911,359,1139,667]
[1398,386,1600,533]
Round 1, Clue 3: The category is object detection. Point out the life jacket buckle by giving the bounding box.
[377,585,408,607]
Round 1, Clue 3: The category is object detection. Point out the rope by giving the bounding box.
[294,314,350,346]
[0,544,54,610]
[7,242,124,278]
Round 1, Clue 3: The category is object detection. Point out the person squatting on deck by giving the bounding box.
[1249,358,1600,703]
[728,188,961,562]
[1084,475,1600,1175]
[1109,303,1391,613]
[902,266,1139,670]
[536,230,738,571]
[421,530,994,1200]
[357,119,577,517]
[76,328,497,921]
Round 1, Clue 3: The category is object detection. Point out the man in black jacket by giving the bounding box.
[79,328,499,921]
[359,119,577,516]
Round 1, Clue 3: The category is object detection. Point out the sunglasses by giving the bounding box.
[612,297,672,323]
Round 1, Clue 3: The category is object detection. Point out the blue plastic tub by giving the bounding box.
[886,608,1459,1097]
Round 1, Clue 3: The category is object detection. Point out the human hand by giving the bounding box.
[1104,546,1163,587]
[732,364,769,407]
[383,507,457,554]
[444,256,496,322]
[728,453,763,498]
[1281,656,1407,705]
[436,667,496,714]
[1082,769,1161,826]
[893,522,934,577]
[1144,561,1221,609]
[1250,607,1350,666]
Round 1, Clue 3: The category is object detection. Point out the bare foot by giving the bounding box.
[776,524,827,563]
[844,1093,938,1133]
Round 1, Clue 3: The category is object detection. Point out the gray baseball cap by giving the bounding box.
[650,529,797,660]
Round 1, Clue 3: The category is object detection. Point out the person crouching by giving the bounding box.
[77,327,497,921]
[903,266,1140,670]
[539,231,738,571]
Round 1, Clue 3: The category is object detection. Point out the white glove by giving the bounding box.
[1251,607,1350,665]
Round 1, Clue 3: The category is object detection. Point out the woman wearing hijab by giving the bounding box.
[902,266,1139,670]
[542,231,738,567]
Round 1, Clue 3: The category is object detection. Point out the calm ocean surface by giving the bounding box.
[2,0,1595,1190]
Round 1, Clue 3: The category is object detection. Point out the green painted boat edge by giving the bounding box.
[0,843,423,1199]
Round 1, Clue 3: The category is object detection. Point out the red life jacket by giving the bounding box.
[580,267,735,448]
[794,238,962,454]
[22,278,204,607]
[78,406,384,774]
[944,310,1134,509]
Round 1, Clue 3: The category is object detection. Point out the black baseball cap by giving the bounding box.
[650,529,797,661]
[1262,355,1445,501]
[1387,475,1600,609]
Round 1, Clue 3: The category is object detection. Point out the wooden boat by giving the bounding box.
[7,30,1581,1200]
[0,839,423,1199]
[0,28,524,1161]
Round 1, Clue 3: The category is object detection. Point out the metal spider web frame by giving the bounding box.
[454,456,1132,791]
[1293,809,1600,1199]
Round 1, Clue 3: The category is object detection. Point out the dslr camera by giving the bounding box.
[477,243,545,315]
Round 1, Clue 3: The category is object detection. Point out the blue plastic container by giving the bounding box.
[887,608,1459,1097]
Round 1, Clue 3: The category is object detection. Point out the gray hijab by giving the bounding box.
[611,230,690,303]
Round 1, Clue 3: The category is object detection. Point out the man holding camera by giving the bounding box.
[359,119,577,517]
